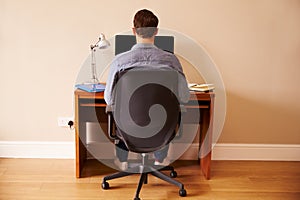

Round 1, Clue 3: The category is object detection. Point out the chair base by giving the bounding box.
[102,164,186,200]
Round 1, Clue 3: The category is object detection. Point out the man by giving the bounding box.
[104,9,189,170]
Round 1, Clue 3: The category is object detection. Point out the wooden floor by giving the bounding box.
[0,159,299,200]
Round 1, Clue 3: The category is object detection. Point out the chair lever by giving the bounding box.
[175,109,184,139]
[107,111,118,140]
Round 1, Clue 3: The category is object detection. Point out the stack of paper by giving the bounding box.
[188,83,214,92]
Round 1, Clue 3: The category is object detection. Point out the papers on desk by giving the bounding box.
[75,83,105,92]
[188,83,214,92]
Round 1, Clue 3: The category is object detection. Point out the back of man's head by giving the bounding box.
[133,9,159,38]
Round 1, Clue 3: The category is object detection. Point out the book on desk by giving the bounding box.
[188,83,214,92]
[75,83,105,93]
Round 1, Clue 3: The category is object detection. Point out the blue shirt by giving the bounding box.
[104,43,190,105]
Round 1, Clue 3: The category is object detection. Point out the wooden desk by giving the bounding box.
[75,89,214,179]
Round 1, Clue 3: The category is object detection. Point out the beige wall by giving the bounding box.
[0,0,299,144]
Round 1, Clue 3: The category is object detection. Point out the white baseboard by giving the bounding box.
[180,143,300,161]
[0,141,299,161]
[0,141,75,159]
[212,143,300,161]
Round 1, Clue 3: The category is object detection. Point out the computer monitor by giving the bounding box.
[115,35,174,55]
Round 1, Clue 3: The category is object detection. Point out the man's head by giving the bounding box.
[133,9,159,39]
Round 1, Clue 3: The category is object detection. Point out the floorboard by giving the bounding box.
[0,159,299,200]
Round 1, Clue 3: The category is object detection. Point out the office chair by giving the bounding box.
[101,68,186,200]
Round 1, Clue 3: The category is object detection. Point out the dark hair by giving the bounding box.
[133,9,159,38]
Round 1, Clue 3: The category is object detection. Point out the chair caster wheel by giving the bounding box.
[170,171,177,178]
[101,181,109,189]
[179,189,187,197]
[134,197,140,200]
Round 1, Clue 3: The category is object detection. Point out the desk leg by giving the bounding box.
[75,122,87,178]
[199,108,213,180]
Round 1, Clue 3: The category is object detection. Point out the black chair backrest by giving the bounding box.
[113,67,180,153]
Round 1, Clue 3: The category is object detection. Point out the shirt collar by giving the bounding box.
[131,43,158,50]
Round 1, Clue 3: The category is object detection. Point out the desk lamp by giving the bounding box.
[89,33,110,83]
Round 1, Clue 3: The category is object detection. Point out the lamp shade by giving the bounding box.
[97,33,110,49]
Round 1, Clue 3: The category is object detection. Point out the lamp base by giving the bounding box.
[84,77,100,85]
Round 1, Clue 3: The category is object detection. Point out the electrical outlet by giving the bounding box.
[57,117,73,127]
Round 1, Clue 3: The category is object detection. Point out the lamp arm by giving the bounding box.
[91,48,99,83]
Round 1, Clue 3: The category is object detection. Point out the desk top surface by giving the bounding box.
[75,89,214,101]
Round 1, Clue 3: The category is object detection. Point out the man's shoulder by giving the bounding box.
[156,49,180,65]
[153,47,177,59]
[111,50,134,65]
[114,50,133,60]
